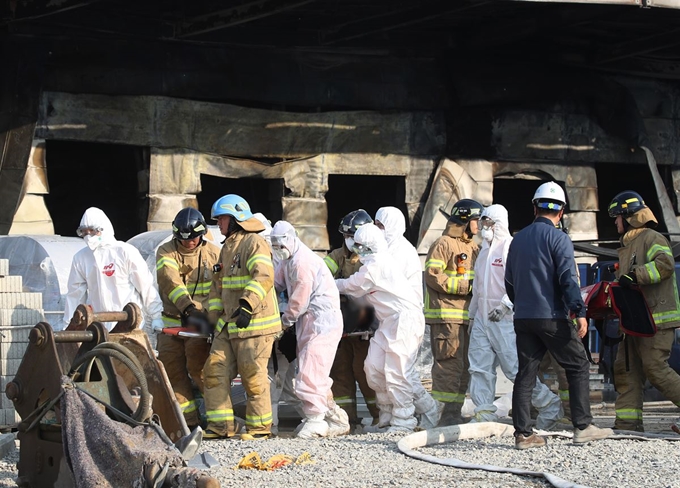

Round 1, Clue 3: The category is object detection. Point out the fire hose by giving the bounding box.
[397,422,680,488]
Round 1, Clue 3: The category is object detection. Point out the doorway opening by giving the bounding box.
[44,141,149,240]
[492,176,567,235]
[325,175,407,250]
[197,175,284,227]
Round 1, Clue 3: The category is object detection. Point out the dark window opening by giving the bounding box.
[492,177,567,236]
[595,163,667,242]
[196,175,284,227]
[325,175,407,250]
[44,141,149,241]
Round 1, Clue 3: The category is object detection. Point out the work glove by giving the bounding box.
[151,318,165,332]
[230,300,253,329]
[183,305,212,335]
[488,302,511,322]
[619,273,637,288]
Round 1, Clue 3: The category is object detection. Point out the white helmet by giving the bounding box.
[532,182,566,211]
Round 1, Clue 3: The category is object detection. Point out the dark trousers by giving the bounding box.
[513,318,593,435]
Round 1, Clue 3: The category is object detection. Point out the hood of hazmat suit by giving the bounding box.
[467,204,562,426]
[271,221,344,419]
[375,207,423,302]
[335,223,435,431]
[64,207,163,331]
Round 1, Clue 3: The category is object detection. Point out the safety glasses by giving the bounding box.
[76,226,103,237]
[480,218,495,229]
[351,243,373,256]
[270,234,287,248]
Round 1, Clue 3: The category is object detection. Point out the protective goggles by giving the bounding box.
[480,217,496,229]
[76,226,103,237]
[270,234,288,248]
[351,243,373,256]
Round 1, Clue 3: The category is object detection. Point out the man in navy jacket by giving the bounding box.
[505,182,612,449]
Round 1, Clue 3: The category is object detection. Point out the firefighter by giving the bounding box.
[609,190,680,432]
[424,198,483,426]
[156,207,220,429]
[203,194,282,440]
[324,209,380,428]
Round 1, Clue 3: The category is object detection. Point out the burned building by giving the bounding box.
[2,0,680,255]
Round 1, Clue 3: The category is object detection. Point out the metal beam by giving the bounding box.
[176,0,316,38]
[321,1,493,45]
[2,0,103,23]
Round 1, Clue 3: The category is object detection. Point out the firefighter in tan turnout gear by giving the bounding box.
[424,199,483,426]
[324,209,380,428]
[609,190,680,433]
[156,208,220,429]
[203,194,282,440]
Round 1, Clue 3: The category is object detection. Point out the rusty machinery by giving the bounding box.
[5,304,219,488]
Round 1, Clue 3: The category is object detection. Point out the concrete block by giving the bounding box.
[0,260,7,277]
[0,277,21,293]
[0,342,29,360]
[0,309,43,326]
[0,293,42,309]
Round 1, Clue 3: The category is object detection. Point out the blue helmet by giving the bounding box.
[211,194,253,222]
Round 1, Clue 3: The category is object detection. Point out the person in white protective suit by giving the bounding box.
[374,207,423,299]
[270,221,350,439]
[374,206,440,430]
[336,223,438,432]
[467,205,562,428]
[64,207,163,332]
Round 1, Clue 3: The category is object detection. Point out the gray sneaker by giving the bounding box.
[573,424,613,444]
[515,433,547,450]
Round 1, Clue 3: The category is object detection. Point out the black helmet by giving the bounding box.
[338,209,373,236]
[608,191,647,218]
[172,208,208,240]
[448,199,484,226]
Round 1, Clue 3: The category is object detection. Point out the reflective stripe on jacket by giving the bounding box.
[424,222,478,324]
[156,239,220,324]
[209,230,282,339]
[617,227,680,330]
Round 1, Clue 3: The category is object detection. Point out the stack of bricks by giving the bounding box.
[0,258,44,426]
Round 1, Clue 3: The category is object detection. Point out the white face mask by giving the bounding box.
[345,237,355,250]
[481,228,494,242]
[273,248,291,261]
[84,234,104,250]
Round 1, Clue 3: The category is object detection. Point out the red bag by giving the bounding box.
[582,281,656,337]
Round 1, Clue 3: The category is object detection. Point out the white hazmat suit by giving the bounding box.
[65,207,163,332]
[336,224,438,432]
[375,207,423,301]
[468,205,562,428]
[374,207,439,429]
[271,221,349,438]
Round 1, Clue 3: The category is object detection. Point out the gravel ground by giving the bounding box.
[0,414,678,488]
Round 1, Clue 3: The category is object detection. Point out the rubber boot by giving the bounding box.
[437,402,465,427]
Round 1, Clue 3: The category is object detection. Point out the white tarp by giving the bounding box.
[0,235,85,325]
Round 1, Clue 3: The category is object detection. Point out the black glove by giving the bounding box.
[277,325,297,363]
[230,301,253,329]
[619,273,637,288]
[606,263,618,274]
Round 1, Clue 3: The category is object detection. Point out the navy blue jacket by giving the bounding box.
[505,217,585,320]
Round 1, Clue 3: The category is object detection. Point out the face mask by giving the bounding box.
[345,237,355,250]
[84,234,103,250]
[273,248,291,261]
[481,228,494,242]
